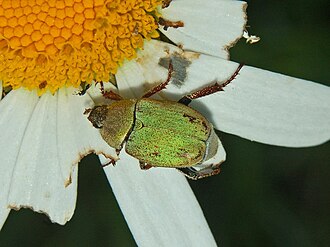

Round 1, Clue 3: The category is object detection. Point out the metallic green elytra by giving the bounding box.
[87,62,243,179]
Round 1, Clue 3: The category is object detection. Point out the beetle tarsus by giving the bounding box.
[83,108,92,115]
[99,81,123,100]
[102,158,117,167]
[177,166,221,180]
[159,18,184,31]
[103,90,123,100]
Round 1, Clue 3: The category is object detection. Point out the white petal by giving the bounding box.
[114,61,147,98]
[0,88,118,228]
[102,150,217,247]
[164,55,330,147]
[6,90,78,224]
[160,0,247,59]
[0,209,9,231]
[0,89,38,229]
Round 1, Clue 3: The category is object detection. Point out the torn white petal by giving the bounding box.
[102,150,216,246]
[0,208,9,231]
[165,55,330,147]
[56,87,118,169]
[6,90,78,224]
[160,0,247,59]
[243,30,260,44]
[0,89,38,230]
[0,88,118,227]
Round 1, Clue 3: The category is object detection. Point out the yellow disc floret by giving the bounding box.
[0,0,161,94]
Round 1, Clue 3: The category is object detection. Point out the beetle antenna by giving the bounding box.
[142,60,174,98]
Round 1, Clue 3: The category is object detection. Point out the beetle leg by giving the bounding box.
[83,108,92,115]
[98,81,123,100]
[158,18,184,31]
[158,1,183,30]
[162,0,172,8]
[178,63,244,106]
[177,165,221,180]
[142,61,174,98]
[139,162,153,170]
[101,158,117,167]
[76,82,91,96]
[101,149,122,167]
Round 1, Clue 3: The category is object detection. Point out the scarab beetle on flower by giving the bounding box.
[87,62,243,179]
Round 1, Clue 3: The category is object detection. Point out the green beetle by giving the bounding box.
[87,63,243,179]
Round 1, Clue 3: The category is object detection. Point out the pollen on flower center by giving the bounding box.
[0,0,161,94]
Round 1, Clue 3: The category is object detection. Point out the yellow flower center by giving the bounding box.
[0,0,161,94]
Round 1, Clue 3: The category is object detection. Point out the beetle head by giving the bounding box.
[87,105,109,128]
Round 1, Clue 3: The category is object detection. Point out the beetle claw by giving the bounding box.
[83,108,92,115]
[101,158,117,167]
[115,149,121,156]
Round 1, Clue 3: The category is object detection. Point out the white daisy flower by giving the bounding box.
[0,0,329,246]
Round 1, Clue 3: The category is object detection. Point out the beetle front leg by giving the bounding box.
[142,61,174,98]
[101,158,117,167]
[98,81,123,101]
[178,63,244,106]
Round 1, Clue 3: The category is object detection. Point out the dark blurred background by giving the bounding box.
[1,0,329,246]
